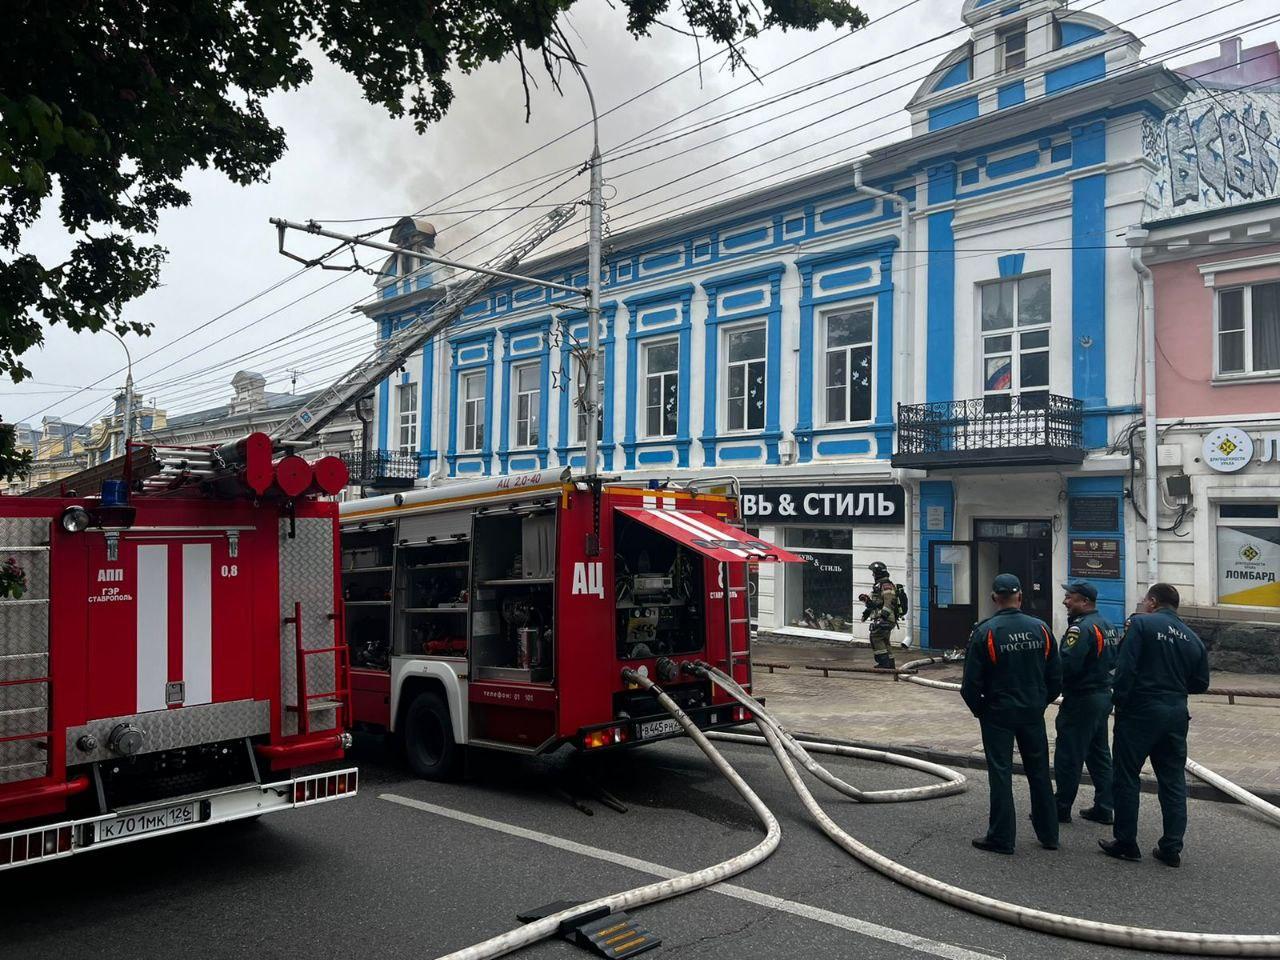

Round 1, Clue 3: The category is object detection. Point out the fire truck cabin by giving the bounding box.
[338,471,799,779]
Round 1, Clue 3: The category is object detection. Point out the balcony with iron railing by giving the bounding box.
[340,449,423,489]
[891,393,1085,469]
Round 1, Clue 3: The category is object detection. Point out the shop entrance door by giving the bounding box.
[974,519,1053,625]
[928,541,977,650]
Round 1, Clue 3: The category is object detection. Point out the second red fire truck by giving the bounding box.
[338,472,799,779]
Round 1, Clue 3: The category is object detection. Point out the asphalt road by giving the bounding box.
[2,731,1277,960]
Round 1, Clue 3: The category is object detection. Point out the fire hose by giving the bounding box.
[693,661,1280,957]
[897,657,1280,829]
[432,669,783,960]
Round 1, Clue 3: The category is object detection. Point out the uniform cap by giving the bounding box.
[992,573,1022,594]
[1060,580,1098,602]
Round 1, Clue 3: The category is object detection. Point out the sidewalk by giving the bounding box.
[749,639,1280,803]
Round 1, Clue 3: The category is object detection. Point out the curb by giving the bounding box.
[789,729,1280,808]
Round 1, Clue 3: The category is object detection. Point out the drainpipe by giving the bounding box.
[1126,227,1158,589]
[853,163,915,646]
[429,337,448,487]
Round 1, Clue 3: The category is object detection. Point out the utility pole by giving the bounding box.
[578,69,604,483]
[288,368,302,394]
[585,144,603,480]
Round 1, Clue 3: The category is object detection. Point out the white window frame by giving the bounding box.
[979,273,1052,403]
[396,382,419,455]
[460,370,486,453]
[642,337,680,440]
[512,361,541,449]
[723,321,768,434]
[1214,280,1280,380]
[820,302,876,427]
[997,22,1026,74]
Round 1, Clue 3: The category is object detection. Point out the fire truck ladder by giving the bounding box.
[268,204,578,448]
[283,600,353,737]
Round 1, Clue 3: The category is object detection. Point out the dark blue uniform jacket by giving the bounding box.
[1060,609,1119,695]
[961,608,1063,720]
[1112,608,1210,711]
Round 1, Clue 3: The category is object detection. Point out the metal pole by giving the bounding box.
[585,145,603,478]
[108,332,134,456]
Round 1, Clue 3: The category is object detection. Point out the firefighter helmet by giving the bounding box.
[868,561,890,580]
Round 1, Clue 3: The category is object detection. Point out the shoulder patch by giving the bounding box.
[1064,627,1079,649]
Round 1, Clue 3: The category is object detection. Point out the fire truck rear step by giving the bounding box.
[518,902,660,957]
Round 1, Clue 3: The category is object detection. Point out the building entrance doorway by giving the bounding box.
[974,518,1053,625]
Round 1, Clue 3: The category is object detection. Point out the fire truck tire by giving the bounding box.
[403,691,462,781]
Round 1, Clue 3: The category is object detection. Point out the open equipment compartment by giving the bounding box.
[341,523,395,671]
[469,506,556,684]
[613,510,705,661]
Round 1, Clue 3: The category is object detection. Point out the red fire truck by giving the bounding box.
[338,472,799,779]
[0,434,358,871]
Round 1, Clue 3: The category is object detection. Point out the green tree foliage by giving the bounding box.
[0,0,865,477]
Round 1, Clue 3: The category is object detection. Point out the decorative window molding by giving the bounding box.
[700,262,786,466]
[796,238,898,462]
[622,285,694,470]
[497,315,551,471]
[446,329,496,476]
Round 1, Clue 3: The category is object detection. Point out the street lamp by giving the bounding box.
[106,331,134,458]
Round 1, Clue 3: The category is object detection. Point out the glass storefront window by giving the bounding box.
[1217,503,1280,608]
[784,526,854,631]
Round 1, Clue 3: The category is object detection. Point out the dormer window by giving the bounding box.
[998,23,1026,73]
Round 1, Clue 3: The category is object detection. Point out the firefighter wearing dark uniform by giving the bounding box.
[961,574,1063,854]
[861,561,898,670]
[1099,583,1209,868]
[1054,580,1119,825]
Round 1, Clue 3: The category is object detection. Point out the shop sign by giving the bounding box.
[1217,525,1280,608]
[1069,538,1122,579]
[739,484,904,525]
[1202,427,1254,473]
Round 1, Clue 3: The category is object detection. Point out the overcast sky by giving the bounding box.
[6,0,1275,430]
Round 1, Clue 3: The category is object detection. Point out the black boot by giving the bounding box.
[873,653,891,669]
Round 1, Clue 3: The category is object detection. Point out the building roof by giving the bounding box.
[163,389,316,429]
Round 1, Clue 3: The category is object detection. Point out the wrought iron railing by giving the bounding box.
[340,449,421,487]
[893,393,1084,467]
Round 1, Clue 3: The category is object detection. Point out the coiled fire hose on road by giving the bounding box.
[433,669,783,960]
[897,657,1280,828]
[694,661,1280,956]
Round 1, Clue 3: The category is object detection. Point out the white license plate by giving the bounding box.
[636,718,682,740]
[97,802,201,842]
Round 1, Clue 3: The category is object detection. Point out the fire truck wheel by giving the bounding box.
[403,691,462,781]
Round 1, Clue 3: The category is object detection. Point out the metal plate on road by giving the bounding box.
[636,718,681,741]
[97,802,202,842]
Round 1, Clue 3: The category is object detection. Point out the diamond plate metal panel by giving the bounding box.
[66,699,271,764]
[0,652,47,682]
[0,740,47,783]
[0,700,48,738]
[0,680,47,713]
[0,517,50,548]
[278,519,338,735]
[0,602,50,658]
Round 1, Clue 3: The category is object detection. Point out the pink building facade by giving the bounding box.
[1139,86,1280,634]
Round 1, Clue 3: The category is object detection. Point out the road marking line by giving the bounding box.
[380,793,1001,960]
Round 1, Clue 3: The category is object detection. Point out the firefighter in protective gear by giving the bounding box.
[1099,583,1209,868]
[1054,580,1119,825]
[860,562,898,669]
[961,573,1063,854]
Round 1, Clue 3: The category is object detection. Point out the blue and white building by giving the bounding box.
[362,0,1197,648]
